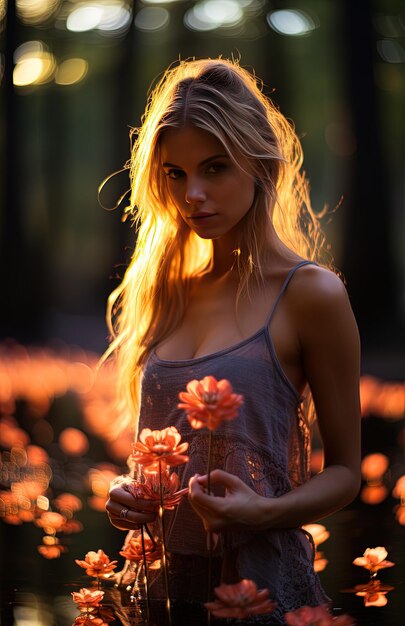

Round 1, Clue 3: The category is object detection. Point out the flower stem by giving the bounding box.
[206,429,213,626]
[159,461,172,626]
[207,428,213,496]
[141,524,151,625]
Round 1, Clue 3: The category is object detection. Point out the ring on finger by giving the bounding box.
[120,508,129,520]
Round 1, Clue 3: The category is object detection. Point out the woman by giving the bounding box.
[105,58,361,624]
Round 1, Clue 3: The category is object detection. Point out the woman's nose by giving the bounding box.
[185,178,207,204]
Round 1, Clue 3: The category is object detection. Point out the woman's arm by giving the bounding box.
[189,268,362,531]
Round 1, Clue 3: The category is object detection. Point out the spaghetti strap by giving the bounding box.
[266,260,317,325]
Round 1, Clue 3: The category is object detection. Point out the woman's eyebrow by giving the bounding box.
[162,154,229,168]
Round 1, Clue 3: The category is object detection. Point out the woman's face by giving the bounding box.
[160,125,255,240]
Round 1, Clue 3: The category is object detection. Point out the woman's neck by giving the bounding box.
[210,223,286,279]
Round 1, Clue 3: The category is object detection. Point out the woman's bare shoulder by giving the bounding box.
[288,264,349,312]
[285,264,359,349]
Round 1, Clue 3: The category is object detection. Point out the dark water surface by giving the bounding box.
[0,504,403,626]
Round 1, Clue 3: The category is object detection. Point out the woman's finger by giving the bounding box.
[196,469,244,490]
[105,498,157,524]
[188,476,226,512]
[108,486,158,512]
[107,517,143,532]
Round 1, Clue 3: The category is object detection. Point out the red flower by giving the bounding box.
[126,471,188,510]
[119,535,162,564]
[132,427,189,473]
[205,579,275,619]
[75,549,117,578]
[285,606,354,625]
[352,547,395,574]
[178,376,243,430]
[71,588,104,609]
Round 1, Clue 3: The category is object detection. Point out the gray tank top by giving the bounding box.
[138,261,328,619]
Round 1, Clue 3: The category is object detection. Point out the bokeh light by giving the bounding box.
[98,3,132,33]
[55,58,88,86]
[16,0,60,25]
[0,0,6,22]
[373,14,405,38]
[135,6,170,32]
[185,0,243,32]
[66,6,104,32]
[87,464,119,510]
[377,39,405,64]
[361,453,389,481]
[325,121,357,157]
[13,45,57,87]
[36,511,66,533]
[360,484,389,505]
[310,448,324,474]
[302,523,330,547]
[53,492,82,515]
[266,9,318,37]
[66,1,132,35]
[59,428,89,456]
[392,475,405,500]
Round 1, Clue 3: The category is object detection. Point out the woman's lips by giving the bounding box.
[187,212,217,221]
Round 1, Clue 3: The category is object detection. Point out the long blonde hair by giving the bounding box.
[104,58,330,433]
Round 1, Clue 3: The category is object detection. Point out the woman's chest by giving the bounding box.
[154,285,303,394]
[156,283,274,361]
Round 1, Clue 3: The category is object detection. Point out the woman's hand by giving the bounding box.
[188,469,268,532]
[105,484,157,531]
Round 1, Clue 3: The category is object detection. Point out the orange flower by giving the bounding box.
[356,591,388,607]
[126,472,188,510]
[119,535,162,563]
[72,605,114,625]
[132,427,189,473]
[75,549,118,578]
[205,579,275,619]
[178,376,243,430]
[353,547,395,574]
[71,588,104,609]
[353,580,394,608]
[285,605,354,625]
[73,617,110,626]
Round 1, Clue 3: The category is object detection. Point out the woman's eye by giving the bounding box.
[165,169,184,180]
[206,163,226,174]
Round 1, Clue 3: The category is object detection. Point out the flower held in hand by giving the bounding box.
[127,471,188,510]
[205,579,275,619]
[178,375,244,430]
[132,426,189,473]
